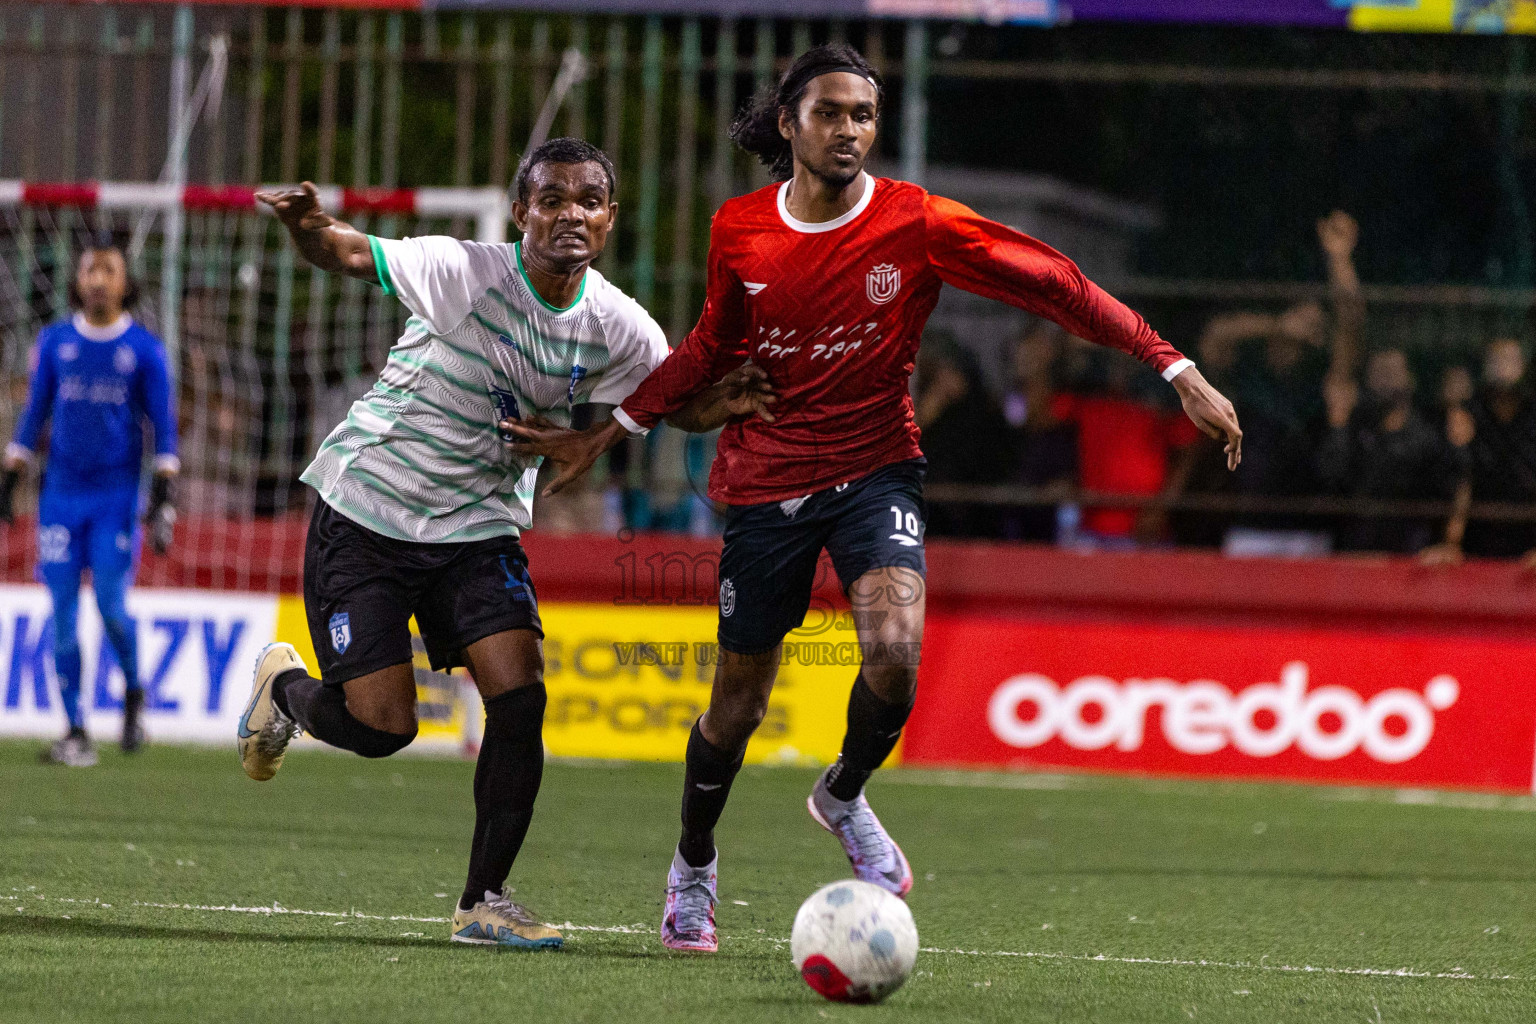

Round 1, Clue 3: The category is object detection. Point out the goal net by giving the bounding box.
[0,181,508,594]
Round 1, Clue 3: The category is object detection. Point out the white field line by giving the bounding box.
[4,891,1522,981]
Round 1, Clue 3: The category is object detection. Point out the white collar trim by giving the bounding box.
[776,173,874,234]
[72,312,133,342]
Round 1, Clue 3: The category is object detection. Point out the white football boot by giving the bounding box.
[238,643,304,781]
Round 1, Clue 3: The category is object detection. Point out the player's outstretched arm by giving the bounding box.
[257,182,378,282]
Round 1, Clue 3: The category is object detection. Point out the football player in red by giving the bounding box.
[506,44,1242,953]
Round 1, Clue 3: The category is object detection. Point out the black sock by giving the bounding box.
[825,674,915,802]
[274,668,415,758]
[460,684,547,911]
[677,720,745,868]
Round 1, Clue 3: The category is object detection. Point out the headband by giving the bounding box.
[786,64,881,98]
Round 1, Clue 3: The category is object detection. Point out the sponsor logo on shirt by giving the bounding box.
[866,263,901,305]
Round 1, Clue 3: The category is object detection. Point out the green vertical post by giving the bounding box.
[279,7,301,183]
[1497,37,1533,302]
[317,8,340,184]
[634,17,663,309]
[751,19,775,190]
[422,10,439,58]
[489,17,513,189]
[131,13,153,180]
[599,19,626,276]
[669,18,701,339]
[710,19,738,211]
[353,15,375,187]
[454,15,477,190]
[900,20,928,187]
[530,18,551,124]
[22,8,41,181]
[567,17,589,141]
[161,4,193,378]
[379,13,402,188]
[0,13,7,172]
[792,20,811,57]
[242,9,265,183]
[61,8,79,181]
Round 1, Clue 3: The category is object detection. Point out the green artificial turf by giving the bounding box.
[2,740,1534,1022]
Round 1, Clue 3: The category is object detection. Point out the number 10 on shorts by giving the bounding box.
[889,506,921,547]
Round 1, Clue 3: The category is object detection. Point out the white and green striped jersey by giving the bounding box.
[301,235,669,543]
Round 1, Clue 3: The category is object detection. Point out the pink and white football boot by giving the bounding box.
[808,769,914,898]
[661,849,719,952]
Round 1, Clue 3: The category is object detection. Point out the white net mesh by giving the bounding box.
[0,195,495,591]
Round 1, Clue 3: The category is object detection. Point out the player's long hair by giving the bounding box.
[67,232,140,311]
[730,44,884,181]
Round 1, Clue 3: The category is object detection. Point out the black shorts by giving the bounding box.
[303,501,543,687]
[716,458,927,655]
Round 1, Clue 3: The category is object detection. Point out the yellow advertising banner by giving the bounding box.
[273,597,878,765]
[1347,0,1536,33]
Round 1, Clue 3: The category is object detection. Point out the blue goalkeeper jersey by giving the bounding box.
[10,313,179,493]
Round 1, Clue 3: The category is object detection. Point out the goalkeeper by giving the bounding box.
[1,235,179,765]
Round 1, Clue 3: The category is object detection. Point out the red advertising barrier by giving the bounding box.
[906,614,1536,793]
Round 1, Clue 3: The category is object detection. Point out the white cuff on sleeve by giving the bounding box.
[154,454,182,474]
[1161,358,1195,383]
[612,406,649,437]
[4,443,35,464]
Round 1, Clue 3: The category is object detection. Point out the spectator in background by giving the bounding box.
[1056,350,1204,547]
[915,337,1015,537]
[1175,211,1364,553]
[999,324,1078,542]
[1422,338,1536,563]
[1316,348,1465,554]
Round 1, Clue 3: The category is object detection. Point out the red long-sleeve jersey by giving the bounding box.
[615,175,1191,505]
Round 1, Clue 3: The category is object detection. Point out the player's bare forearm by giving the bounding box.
[502,416,629,497]
[1170,366,1243,471]
[256,182,377,283]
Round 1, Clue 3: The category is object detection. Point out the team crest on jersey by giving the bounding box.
[114,345,137,374]
[58,342,79,362]
[866,263,901,305]
[329,612,352,654]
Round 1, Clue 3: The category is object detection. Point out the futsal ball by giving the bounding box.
[791,879,919,1003]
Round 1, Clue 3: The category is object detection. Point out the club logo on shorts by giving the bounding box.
[37,525,71,565]
[329,612,352,654]
[719,578,736,618]
[866,263,901,305]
